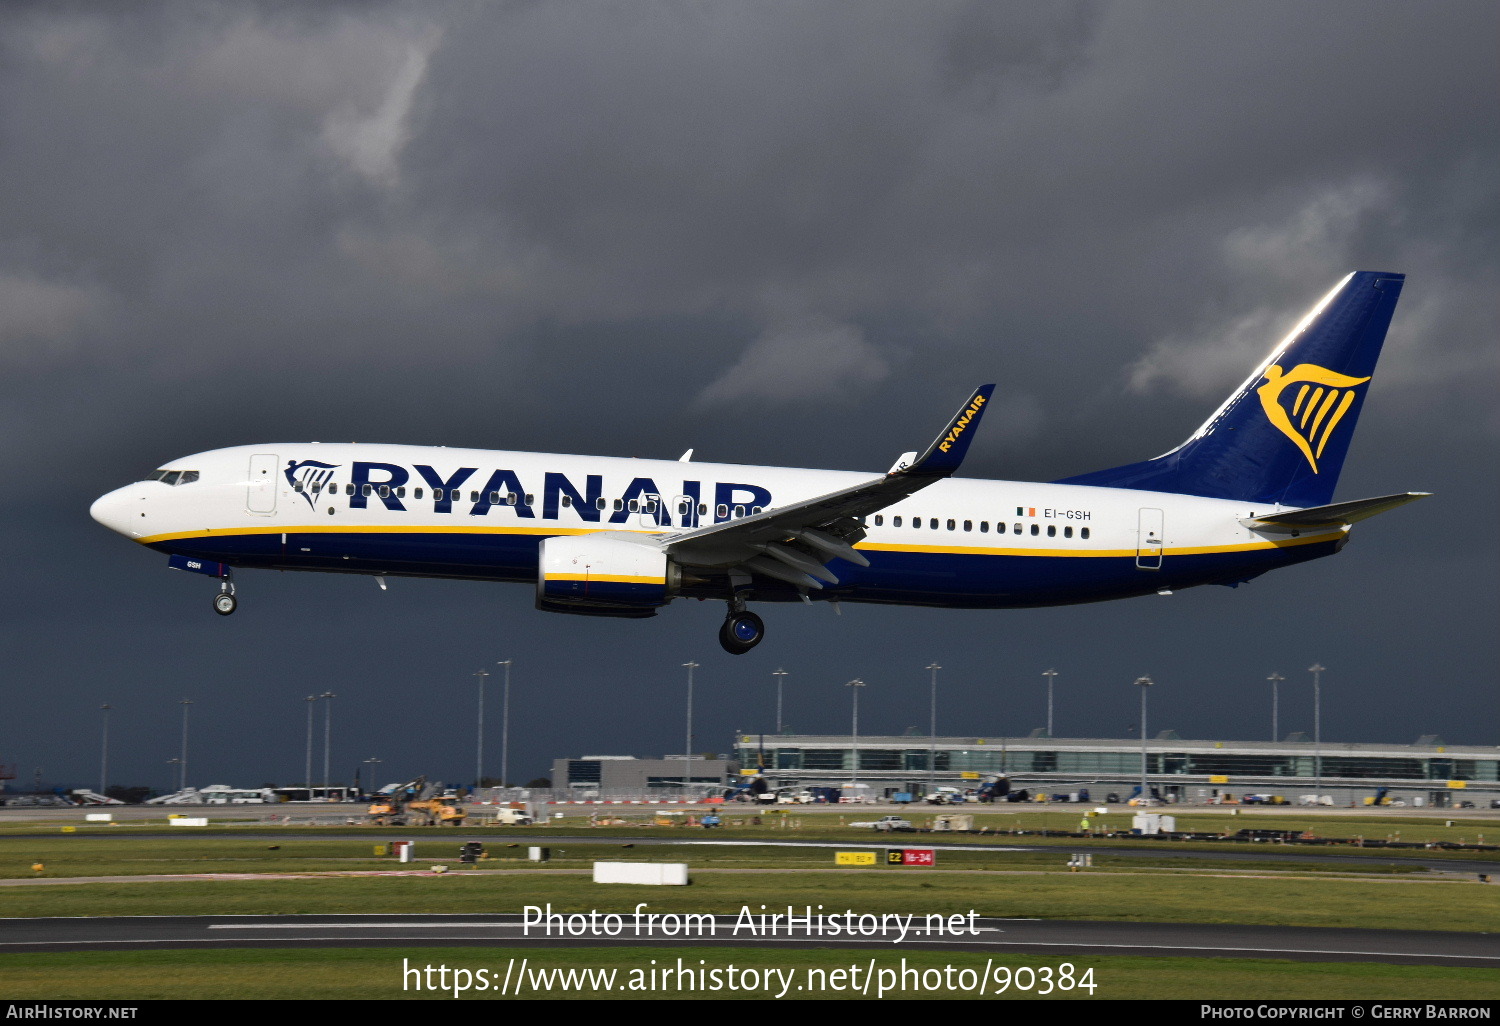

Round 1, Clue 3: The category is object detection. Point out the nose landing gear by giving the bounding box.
[212,580,237,616]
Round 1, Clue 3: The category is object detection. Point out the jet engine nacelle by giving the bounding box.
[536,532,678,618]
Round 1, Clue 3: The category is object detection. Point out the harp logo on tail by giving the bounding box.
[1256,364,1371,474]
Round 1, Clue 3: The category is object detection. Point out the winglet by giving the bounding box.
[896,384,995,478]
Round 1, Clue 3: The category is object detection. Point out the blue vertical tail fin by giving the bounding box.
[1057,272,1405,508]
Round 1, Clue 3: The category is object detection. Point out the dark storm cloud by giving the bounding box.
[0,1,1494,790]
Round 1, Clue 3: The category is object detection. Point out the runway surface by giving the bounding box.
[1,913,1494,967]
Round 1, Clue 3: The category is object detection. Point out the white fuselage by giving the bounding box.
[90,442,1345,609]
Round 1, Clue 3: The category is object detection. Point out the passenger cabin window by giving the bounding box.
[414,487,423,499]
[963,520,972,532]
[362,484,372,497]
[1064,526,1072,538]
[913,517,922,529]
[561,495,572,508]
[698,503,708,516]
[613,499,624,511]
[947,519,956,531]
[733,505,746,518]
[929,518,938,530]
[893,515,902,527]
[596,497,607,510]
[1047,525,1056,537]
[1013,523,1021,533]
[1030,524,1039,536]
[488,491,500,503]
[506,493,517,506]
[396,487,406,498]
[874,515,884,526]
[716,504,728,518]
[470,490,479,502]
[628,499,640,513]
[979,521,988,533]
[433,488,444,501]
[1081,527,1091,540]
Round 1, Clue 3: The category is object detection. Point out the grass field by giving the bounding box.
[4,858,1498,932]
[0,834,1451,880]
[2,812,1496,1000]
[1,947,1496,1000]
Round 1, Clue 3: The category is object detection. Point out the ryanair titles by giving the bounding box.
[937,393,988,453]
[319,461,772,528]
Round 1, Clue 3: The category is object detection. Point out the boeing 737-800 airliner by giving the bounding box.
[91,271,1425,654]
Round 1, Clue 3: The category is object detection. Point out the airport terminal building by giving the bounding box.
[552,754,737,794]
[730,732,1500,806]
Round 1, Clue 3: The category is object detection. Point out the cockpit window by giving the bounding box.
[147,469,199,486]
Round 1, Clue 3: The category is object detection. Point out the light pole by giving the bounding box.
[772,668,788,734]
[497,659,513,789]
[1267,672,1284,742]
[682,662,699,795]
[178,699,193,792]
[1134,676,1153,803]
[925,662,940,790]
[320,691,336,793]
[304,695,317,788]
[846,679,866,792]
[473,669,490,789]
[1043,668,1059,737]
[98,704,111,797]
[1308,663,1325,798]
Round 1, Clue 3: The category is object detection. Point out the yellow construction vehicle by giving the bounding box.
[367,777,465,826]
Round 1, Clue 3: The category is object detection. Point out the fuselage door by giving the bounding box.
[673,494,698,529]
[1136,507,1164,570]
[247,454,279,515]
[638,493,664,529]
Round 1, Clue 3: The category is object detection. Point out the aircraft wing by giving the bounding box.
[1240,491,1430,533]
[664,385,994,588]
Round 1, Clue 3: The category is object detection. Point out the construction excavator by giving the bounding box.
[368,777,467,827]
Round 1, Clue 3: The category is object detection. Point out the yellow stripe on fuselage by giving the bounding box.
[544,573,667,585]
[139,523,1344,558]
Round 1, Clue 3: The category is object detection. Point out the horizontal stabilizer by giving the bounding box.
[1241,492,1430,532]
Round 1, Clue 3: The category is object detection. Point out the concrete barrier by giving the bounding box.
[593,862,689,885]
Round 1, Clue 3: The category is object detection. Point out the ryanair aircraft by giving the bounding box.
[91,271,1425,654]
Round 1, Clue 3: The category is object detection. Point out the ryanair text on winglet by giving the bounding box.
[937,393,988,453]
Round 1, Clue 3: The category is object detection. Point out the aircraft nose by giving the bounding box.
[90,484,143,538]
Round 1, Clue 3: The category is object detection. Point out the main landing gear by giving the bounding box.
[719,611,764,655]
[212,579,237,616]
[718,585,765,655]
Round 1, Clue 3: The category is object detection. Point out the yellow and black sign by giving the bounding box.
[1209,775,1229,784]
[836,851,877,866]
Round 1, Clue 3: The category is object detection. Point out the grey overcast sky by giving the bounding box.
[1,1,1495,792]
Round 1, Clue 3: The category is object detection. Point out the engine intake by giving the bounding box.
[536,533,678,618]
